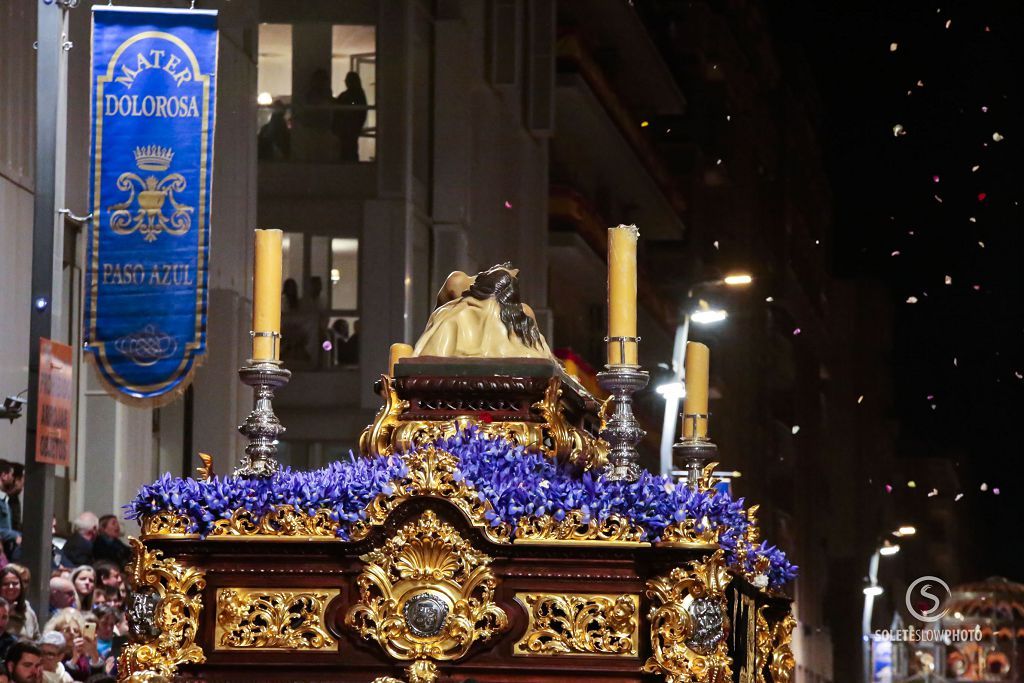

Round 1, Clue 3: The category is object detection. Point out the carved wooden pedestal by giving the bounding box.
[124,496,793,683]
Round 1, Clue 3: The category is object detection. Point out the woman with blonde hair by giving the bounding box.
[43,608,102,681]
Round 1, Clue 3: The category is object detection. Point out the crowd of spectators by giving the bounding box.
[1,460,133,683]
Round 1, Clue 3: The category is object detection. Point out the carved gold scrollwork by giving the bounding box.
[140,510,194,538]
[658,518,721,549]
[371,660,440,683]
[118,538,206,682]
[513,593,639,657]
[215,588,340,650]
[353,446,513,544]
[514,510,648,546]
[755,606,773,683]
[642,550,733,683]
[360,375,410,458]
[207,505,339,539]
[534,377,608,469]
[345,510,508,662]
[768,614,796,683]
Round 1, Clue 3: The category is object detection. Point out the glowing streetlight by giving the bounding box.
[257,91,273,106]
[691,309,728,325]
[879,542,900,556]
[723,273,754,286]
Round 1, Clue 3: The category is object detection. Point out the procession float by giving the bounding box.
[119,226,798,682]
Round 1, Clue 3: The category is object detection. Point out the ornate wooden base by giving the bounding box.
[124,496,793,683]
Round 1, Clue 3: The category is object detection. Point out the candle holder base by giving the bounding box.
[233,359,291,478]
[672,437,719,491]
[597,366,649,483]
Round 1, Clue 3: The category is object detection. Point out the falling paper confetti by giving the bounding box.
[993,488,1001,495]
[972,164,980,172]
[992,132,1004,142]
[945,19,952,28]
[932,175,940,183]
[978,192,987,201]
[793,328,802,336]
[791,425,800,435]
[765,296,774,302]
[889,42,898,51]
[928,488,939,497]
[504,200,513,209]
[955,493,964,501]
[980,482,988,491]
[713,240,720,249]
[858,395,865,404]
[907,480,917,488]
[945,275,952,285]
[891,250,901,257]
[906,296,919,304]
[893,124,906,137]
[885,484,893,493]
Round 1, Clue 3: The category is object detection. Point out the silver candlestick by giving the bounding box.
[673,413,719,490]
[598,337,649,482]
[234,332,290,478]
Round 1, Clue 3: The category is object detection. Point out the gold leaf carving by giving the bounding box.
[352,446,513,544]
[642,550,733,683]
[215,588,339,650]
[658,517,721,549]
[515,510,647,545]
[207,505,339,538]
[769,614,796,683]
[513,593,639,657]
[345,510,508,662]
[118,538,206,681]
[140,510,194,538]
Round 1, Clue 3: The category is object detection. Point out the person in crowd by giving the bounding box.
[36,632,72,683]
[87,591,104,610]
[0,567,38,639]
[0,463,23,531]
[48,578,77,614]
[91,565,121,597]
[338,319,360,365]
[60,514,98,569]
[4,641,42,683]
[0,598,15,660]
[0,462,22,562]
[281,278,311,365]
[301,68,333,131]
[43,610,101,682]
[91,517,129,568]
[90,606,119,661]
[68,569,93,613]
[257,99,291,161]
[333,71,368,161]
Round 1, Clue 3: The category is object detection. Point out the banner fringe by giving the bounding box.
[84,352,207,409]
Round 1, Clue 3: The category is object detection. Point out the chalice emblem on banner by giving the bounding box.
[109,145,194,242]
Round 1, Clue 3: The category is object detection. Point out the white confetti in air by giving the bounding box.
[890,42,898,52]
[945,275,952,285]
[907,480,916,488]
[979,241,986,248]
[955,493,964,501]
[945,19,952,28]
[906,296,918,304]
[954,357,958,367]
[791,425,800,435]
[765,296,774,302]
[992,132,1004,142]
[713,240,720,249]
[858,395,864,404]
[993,488,1001,495]
[969,217,977,223]
[980,482,989,491]
[934,195,943,203]
[928,488,939,497]
[972,165,980,172]
[1015,371,1023,379]
[893,124,906,137]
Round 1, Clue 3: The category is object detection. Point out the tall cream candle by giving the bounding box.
[252,229,283,361]
[389,343,413,375]
[607,224,639,365]
[682,341,710,439]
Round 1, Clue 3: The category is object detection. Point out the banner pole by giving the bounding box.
[23,0,71,610]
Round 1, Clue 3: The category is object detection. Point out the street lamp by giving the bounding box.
[659,274,753,475]
[862,528,913,683]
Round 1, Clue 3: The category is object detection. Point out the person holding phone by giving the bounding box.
[41,610,101,681]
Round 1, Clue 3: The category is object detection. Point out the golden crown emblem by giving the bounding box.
[133,145,174,172]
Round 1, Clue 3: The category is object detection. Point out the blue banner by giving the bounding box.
[85,7,218,404]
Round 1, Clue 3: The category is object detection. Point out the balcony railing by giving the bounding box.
[258,102,376,164]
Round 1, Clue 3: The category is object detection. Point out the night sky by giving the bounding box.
[768,0,1023,575]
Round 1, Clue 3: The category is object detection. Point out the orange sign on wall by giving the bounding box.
[36,338,73,466]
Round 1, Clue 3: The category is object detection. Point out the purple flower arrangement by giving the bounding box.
[127,428,797,587]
